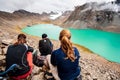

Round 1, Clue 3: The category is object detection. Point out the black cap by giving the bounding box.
[42,33,47,38]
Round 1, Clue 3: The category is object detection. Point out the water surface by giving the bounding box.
[22,24,120,63]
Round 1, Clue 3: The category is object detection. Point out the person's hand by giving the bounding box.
[28,46,34,52]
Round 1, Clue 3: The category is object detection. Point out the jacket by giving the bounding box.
[6,44,30,76]
[51,47,80,80]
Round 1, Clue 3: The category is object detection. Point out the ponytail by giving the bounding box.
[59,30,76,62]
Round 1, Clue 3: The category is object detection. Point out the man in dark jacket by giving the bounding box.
[33,33,53,67]
[6,34,33,79]
[39,33,53,56]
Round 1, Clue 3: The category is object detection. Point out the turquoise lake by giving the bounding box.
[22,24,120,63]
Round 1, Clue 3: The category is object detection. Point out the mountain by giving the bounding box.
[51,11,72,25]
[0,11,18,20]
[0,11,22,27]
[0,9,54,28]
[13,9,40,17]
[62,2,120,32]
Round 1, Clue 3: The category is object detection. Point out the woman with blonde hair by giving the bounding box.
[51,29,81,80]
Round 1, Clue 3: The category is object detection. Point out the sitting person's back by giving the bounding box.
[6,44,30,76]
[5,34,33,79]
[39,33,53,56]
[51,30,81,80]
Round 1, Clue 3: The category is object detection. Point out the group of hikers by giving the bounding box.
[1,29,81,80]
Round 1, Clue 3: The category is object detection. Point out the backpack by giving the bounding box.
[5,44,30,76]
[39,38,53,56]
[33,50,45,67]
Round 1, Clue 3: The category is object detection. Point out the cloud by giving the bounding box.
[0,0,35,12]
[0,0,115,13]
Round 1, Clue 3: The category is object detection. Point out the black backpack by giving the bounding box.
[39,38,53,56]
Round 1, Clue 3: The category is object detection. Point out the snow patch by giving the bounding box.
[49,12,62,20]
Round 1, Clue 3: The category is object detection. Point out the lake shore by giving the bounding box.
[0,22,120,80]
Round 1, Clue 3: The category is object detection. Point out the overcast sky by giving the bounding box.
[0,0,115,13]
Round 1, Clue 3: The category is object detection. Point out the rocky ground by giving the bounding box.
[0,22,120,80]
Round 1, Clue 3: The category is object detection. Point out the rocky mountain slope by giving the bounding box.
[62,2,120,32]
[0,9,120,80]
[50,11,72,25]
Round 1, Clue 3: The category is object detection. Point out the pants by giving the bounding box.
[46,55,60,80]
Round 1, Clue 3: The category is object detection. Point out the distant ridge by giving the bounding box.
[0,9,54,27]
[62,1,120,33]
[13,9,40,16]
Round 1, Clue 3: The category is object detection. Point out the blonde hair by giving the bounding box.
[59,29,76,62]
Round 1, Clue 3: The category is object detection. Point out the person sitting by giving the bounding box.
[39,33,53,56]
[5,33,34,80]
[33,33,54,79]
[35,33,53,68]
[51,29,81,80]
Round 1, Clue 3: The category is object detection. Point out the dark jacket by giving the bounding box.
[6,44,30,76]
[51,47,80,80]
[39,38,53,56]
